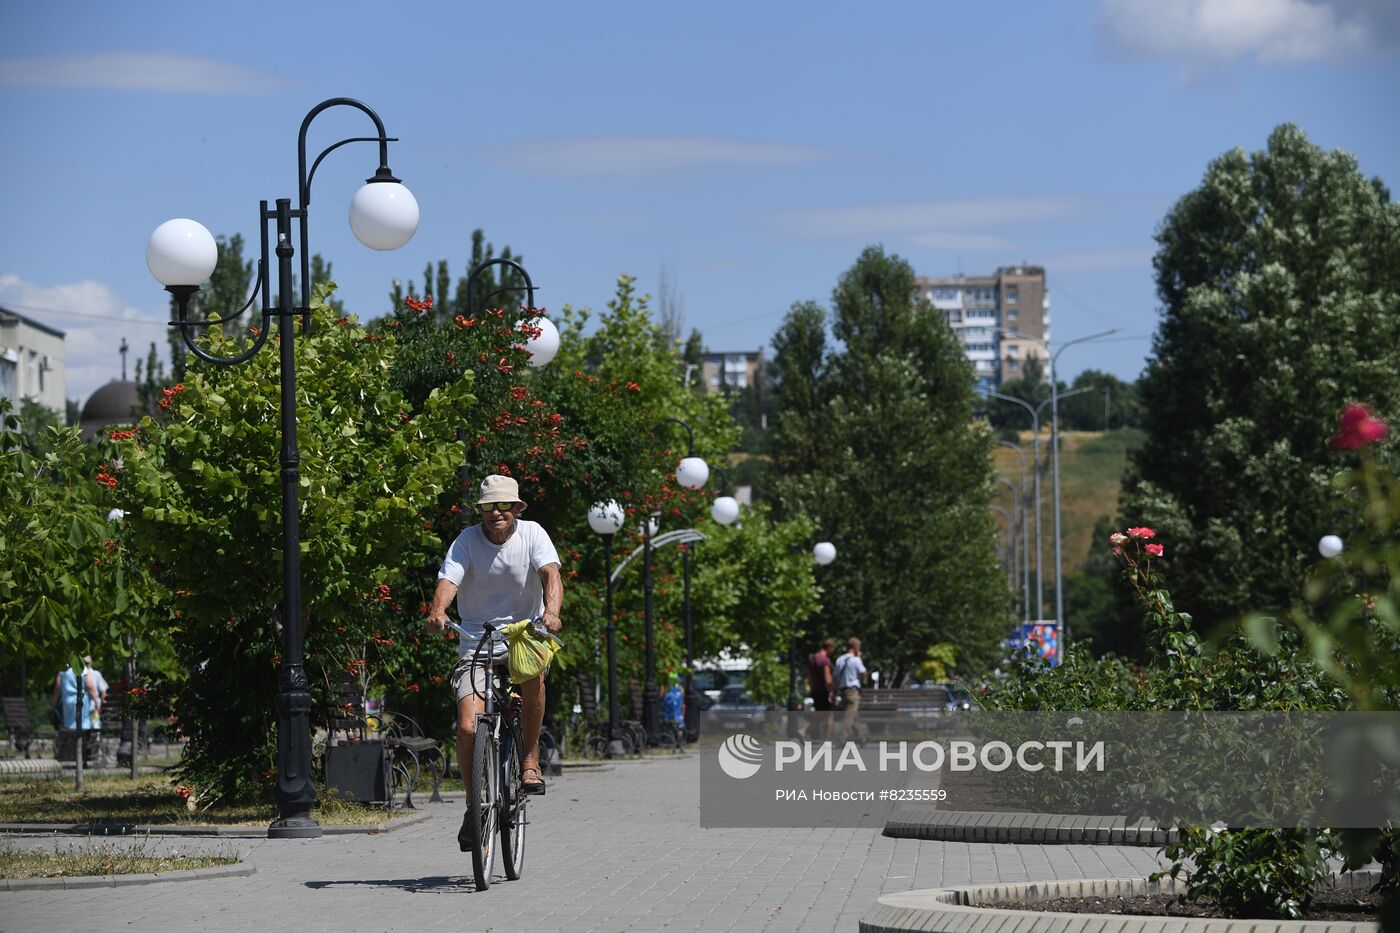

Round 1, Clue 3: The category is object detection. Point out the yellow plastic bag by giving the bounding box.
[504,619,561,684]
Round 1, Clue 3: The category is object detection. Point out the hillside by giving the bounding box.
[991,428,1144,615]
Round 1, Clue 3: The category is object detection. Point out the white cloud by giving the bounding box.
[909,231,1017,252]
[0,52,287,94]
[500,136,841,175]
[1096,0,1386,68]
[0,274,168,407]
[770,196,1088,239]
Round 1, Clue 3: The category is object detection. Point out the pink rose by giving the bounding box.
[1330,403,1388,451]
[1127,527,1156,539]
[1109,532,1129,546]
[1145,543,1165,557]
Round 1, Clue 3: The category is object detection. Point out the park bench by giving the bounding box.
[3,696,56,758]
[860,686,952,713]
[321,678,443,809]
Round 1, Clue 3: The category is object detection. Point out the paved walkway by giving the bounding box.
[0,755,1164,932]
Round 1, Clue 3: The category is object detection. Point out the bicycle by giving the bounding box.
[451,616,561,891]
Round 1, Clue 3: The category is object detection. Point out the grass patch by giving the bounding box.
[0,840,239,879]
[0,774,401,826]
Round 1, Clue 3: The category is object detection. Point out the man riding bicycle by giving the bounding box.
[425,475,563,850]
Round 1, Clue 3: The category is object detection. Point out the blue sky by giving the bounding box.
[2,0,1398,406]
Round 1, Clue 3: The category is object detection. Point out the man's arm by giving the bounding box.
[426,578,458,633]
[822,661,832,691]
[539,562,563,633]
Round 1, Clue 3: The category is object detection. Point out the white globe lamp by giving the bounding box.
[711,496,740,526]
[518,315,560,368]
[588,500,625,535]
[639,514,660,538]
[349,180,419,251]
[146,219,218,287]
[813,541,837,566]
[1318,535,1344,559]
[675,456,709,491]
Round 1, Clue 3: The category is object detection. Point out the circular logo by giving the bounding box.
[717,733,764,780]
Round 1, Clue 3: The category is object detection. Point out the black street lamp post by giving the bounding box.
[588,501,628,755]
[791,542,837,710]
[646,418,709,746]
[147,98,419,839]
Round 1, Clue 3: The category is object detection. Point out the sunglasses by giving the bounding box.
[478,502,517,513]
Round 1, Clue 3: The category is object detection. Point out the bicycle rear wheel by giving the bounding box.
[499,719,526,880]
[468,718,498,891]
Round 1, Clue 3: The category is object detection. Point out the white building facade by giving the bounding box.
[0,307,66,414]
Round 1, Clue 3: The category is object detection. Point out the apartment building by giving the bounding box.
[914,266,1049,391]
[0,306,66,413]
[700,349,765,394]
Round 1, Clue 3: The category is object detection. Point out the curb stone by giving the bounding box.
[0,813,430,838]
[859,871,1381,933]
[0,862,254,892]
[885,808,1179,847]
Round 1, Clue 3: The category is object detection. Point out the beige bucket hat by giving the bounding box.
[477,474,527,512]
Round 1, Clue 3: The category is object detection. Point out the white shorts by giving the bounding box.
[449,654,551,702]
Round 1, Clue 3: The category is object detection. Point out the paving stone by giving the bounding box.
[0,755,1166,932]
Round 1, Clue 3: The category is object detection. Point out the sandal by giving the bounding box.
[521,765,545,796]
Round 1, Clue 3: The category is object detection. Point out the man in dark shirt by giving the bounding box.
[807,639,835,711]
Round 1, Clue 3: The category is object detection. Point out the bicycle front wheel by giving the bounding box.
[468,718,498,891]
[499,720,526,880]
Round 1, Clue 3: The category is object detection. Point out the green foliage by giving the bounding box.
[109,283,472,801]
[994,527,1351,920]
[1125,123,1400,632]
[13,399,63,454]
[1059,369,1140,432]
[1161,828,1338,920]
[0,400,164,682]
[913,643,958,683]
[1247,428,1400,908]
[768,247,1010,678]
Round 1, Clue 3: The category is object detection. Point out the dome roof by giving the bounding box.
[80,381,145,441]
[81,381,143,422]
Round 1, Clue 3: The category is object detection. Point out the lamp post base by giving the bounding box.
[268,813,322,839]
[605,739,628,758]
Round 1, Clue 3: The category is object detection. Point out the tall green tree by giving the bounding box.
[1123,124,1400,630]
[769,247,1011,678]
[1059,369,1140,432]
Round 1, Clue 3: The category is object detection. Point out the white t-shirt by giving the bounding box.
[833,652,866,690]
[438,519,560,658]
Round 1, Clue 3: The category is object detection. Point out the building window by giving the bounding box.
[1005,286,1019,304]
[1007,310,1018,320]
[1008,359,1020,371]
[0,356,14,404]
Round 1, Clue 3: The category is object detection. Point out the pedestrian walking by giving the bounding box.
[833,638,868,741]
[807,639,835,711]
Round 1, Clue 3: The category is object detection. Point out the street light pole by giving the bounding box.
[985,385,1094,621]
[646,419,709,746]
[147,98,419,839]
[995,477,1026,621]
[1047,329,1123,644]
[997,441,1031,622]
[588,501,627,756]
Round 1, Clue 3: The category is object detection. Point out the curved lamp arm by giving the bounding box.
[166,262,275,366]
[295,97,400,323]
[466,257,537,316]
[297,97,395,208]
[653,417,695,456]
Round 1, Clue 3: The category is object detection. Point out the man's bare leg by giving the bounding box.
[518,674,545,786]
